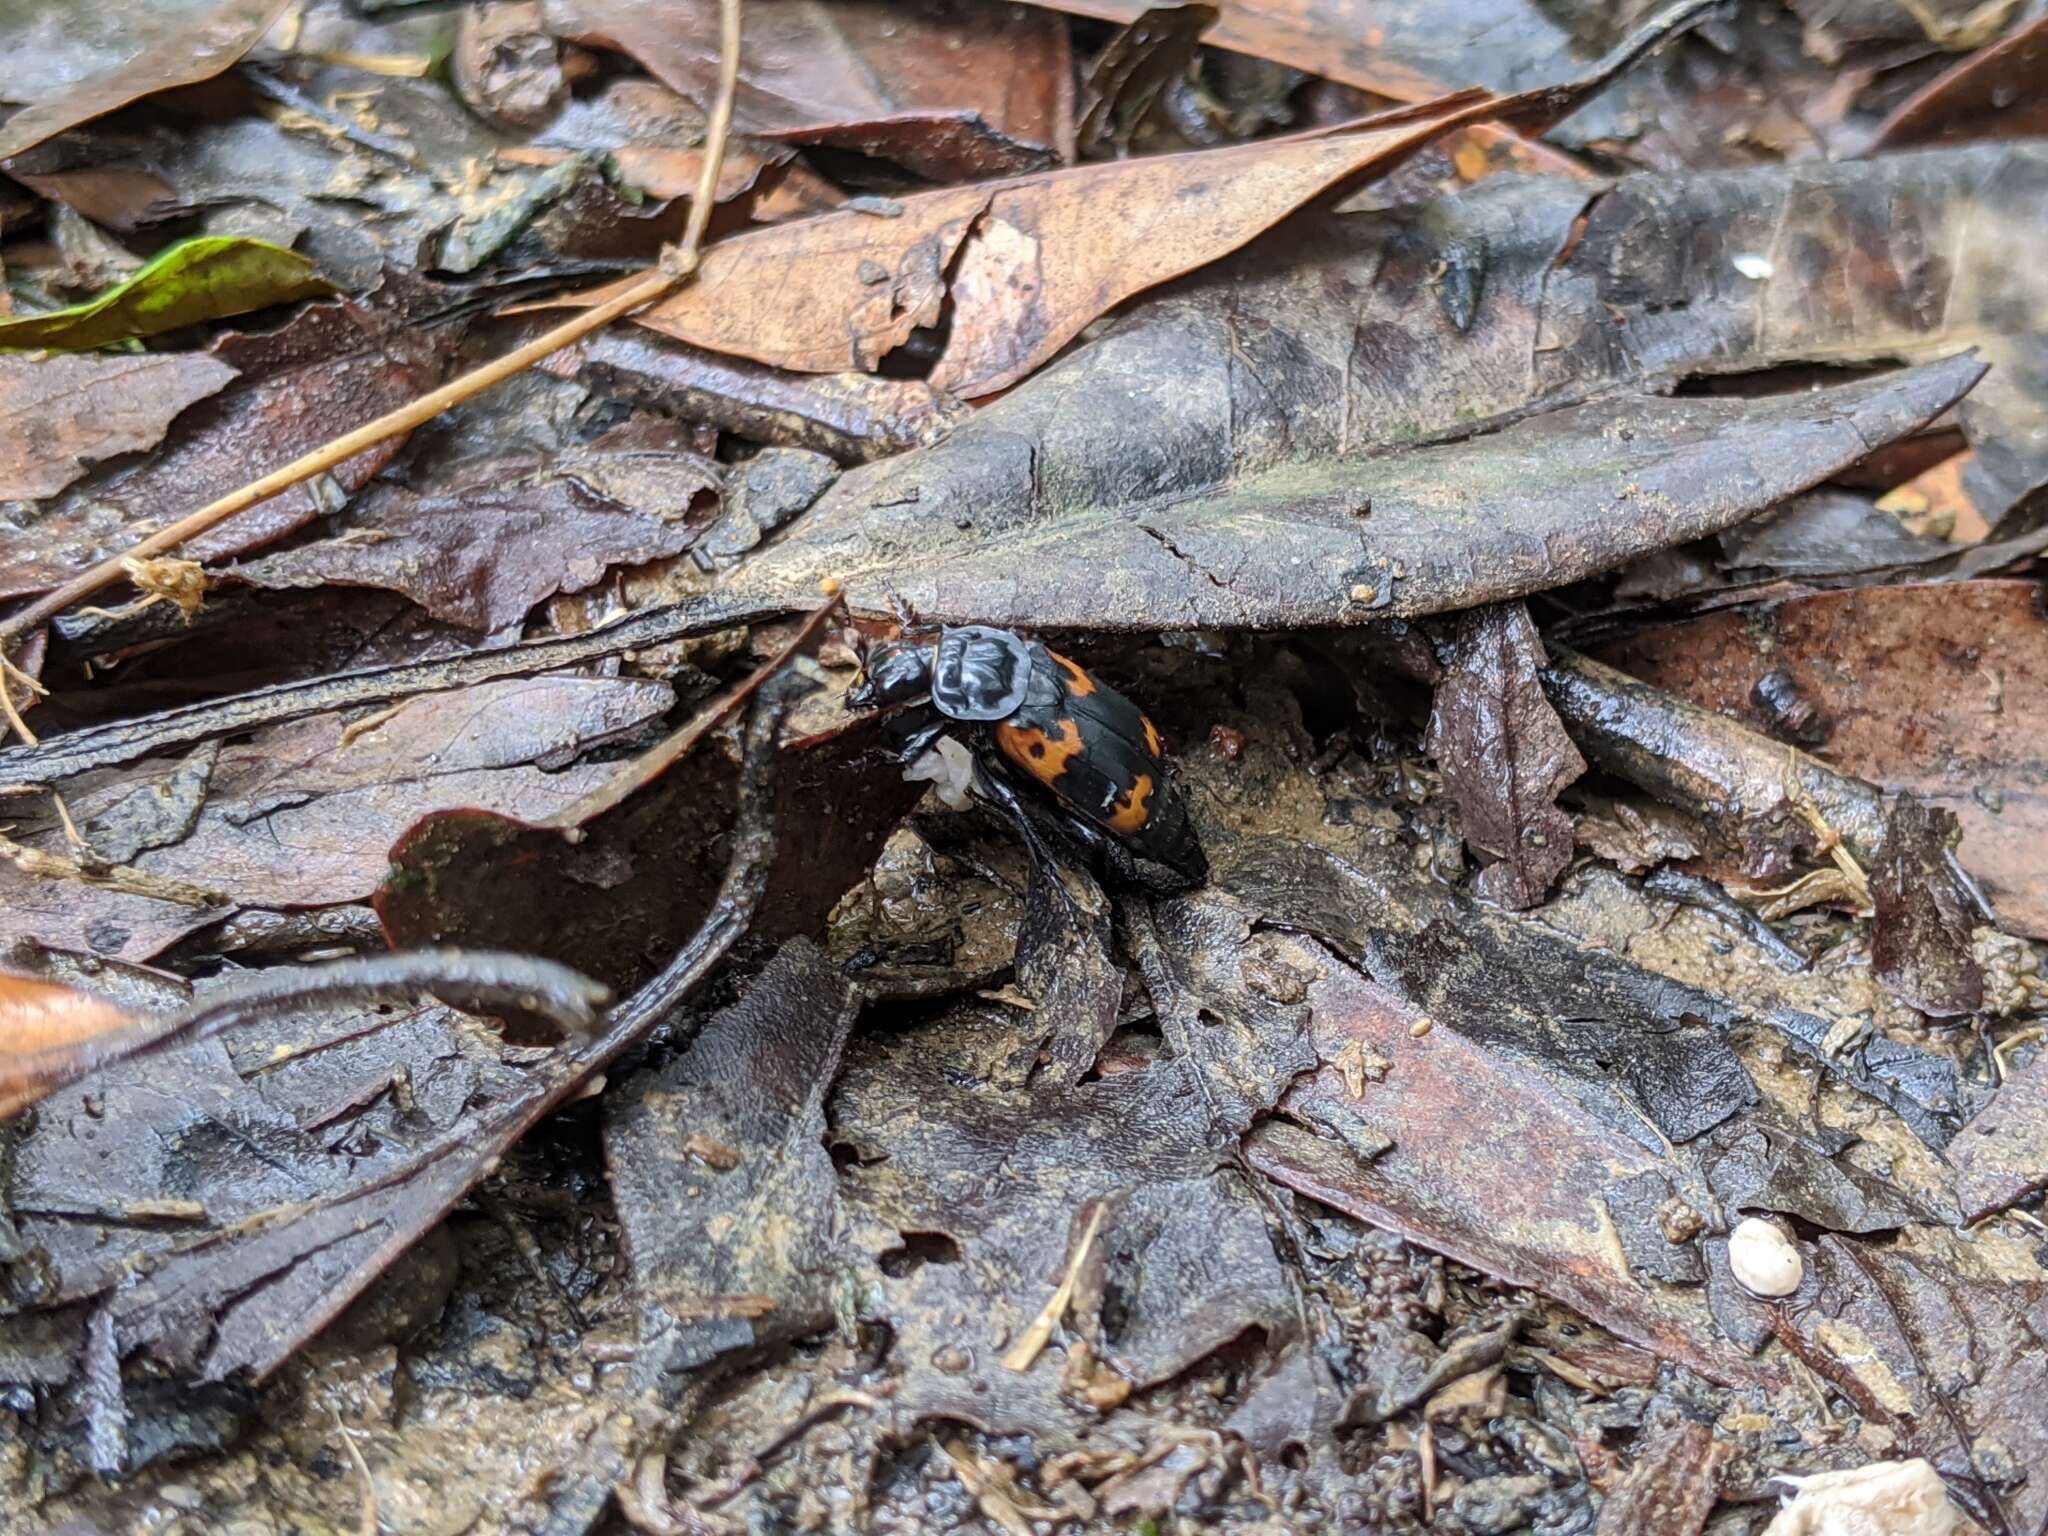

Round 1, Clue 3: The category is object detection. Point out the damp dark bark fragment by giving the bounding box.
[1543,648,1900,881]
[1424,602,1585,909]
[1872,794,1986,1018]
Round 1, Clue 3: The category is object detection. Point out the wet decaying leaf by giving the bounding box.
[1591,581,2048,939]
[1016,854,1123,1086]
[732,357,1978,629]
[605,939,858,1372]
[543,0,1069,173]
[1874,8,2048,147]
[0,675,673,961]
[1949,1051,2048,1224]
[0,298,442,603]
[1424,602,1585,909]
[377,705,920,993]
[233,441,721,630]
[828,987,1300,1432]
[0,689,791,1465]
[0,351,235,502]
[0,0,289,161]
[0,236,333,352]
[1871,796,1985,1019]
[1222,836,1758,1147]
[1781,1237,2048,1534]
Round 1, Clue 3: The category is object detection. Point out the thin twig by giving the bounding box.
[0,0,746,713]
[1000,1202,1108,1372]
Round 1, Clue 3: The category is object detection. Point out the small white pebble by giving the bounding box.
[1733,253,1775,280]
[1728,1217,1803,1297]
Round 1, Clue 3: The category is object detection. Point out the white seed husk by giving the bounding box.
[1729,1216,1803,1297]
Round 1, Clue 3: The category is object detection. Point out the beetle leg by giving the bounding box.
[892,717,951,767]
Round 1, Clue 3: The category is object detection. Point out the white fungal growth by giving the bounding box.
[904,735,977,810]
[1728,1217,1803,1297]
[1733,253,1775,280]
[1763,1459,1960,1536]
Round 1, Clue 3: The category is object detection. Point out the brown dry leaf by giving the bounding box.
[0,969,138,1118]
[542,0,1069,175]
[0,0,291,162]
[0,351,236,502]
[1873,8,2048,147]
[1425,602,1586,909]
[627,100,1510,397]
[1591,581,2048,938]
[1028,0,1592,104]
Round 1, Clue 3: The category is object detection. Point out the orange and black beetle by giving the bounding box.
[849,625,1207,892]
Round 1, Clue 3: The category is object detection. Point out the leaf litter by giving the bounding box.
[1,1,2047,1533]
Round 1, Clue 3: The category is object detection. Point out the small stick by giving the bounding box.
[1000,1202,1108,1372]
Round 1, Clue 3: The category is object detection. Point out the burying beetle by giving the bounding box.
[848,621,1207,894]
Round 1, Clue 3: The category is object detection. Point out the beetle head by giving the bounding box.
[848,638,936,712]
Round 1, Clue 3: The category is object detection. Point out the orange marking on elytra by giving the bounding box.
[1107,773,1154,833]
[1141,715,1163,758]
[1049,652,1096,697]
[996,717,1084,783]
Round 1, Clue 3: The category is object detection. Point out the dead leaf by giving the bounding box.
[626,98,1525,395]
[0,298,441,603]
[1425,603,1586,908]
[1592,1423,1734,1536]
[542,0,1069,175]
[1949,1050,2048,1223]
[0,676,675,961]
[0,351,235,502]
[233,443,721,630]
[1873,8,2048,147]
[1871,795,1985,1018]
[1589,582,2048,938]
[605,939,858,1372]
[726,355,1981,630]
[0,0,290,162]
[0,967,137,1118]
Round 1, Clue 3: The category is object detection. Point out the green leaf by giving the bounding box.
[0,237,336,351]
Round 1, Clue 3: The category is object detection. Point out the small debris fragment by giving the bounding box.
[1763,1459,1960,1536]
[1656,1197,1706,1244]
[1408,1016,1435,1038]
[1727,1217,1802,1298]
[684,1134,740,1171]
[1733,253,1774,279]
[1331,1038,1392,1097]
